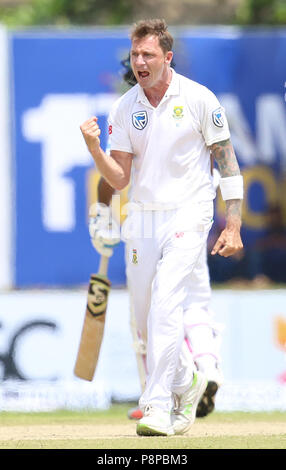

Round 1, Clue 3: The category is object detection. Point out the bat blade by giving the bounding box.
[74,265,111,381]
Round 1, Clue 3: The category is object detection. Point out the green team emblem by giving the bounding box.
[173,106,184,120]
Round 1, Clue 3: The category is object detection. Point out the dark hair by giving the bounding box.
[130,19,173,54]
[121,53,175,87]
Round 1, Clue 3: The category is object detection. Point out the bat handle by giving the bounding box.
[98,255,109,276]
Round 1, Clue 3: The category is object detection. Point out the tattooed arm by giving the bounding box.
[210,138,243,257]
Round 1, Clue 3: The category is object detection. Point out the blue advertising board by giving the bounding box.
[10,28,286,286]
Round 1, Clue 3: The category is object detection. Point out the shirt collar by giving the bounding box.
[165,68,180,97]
[136,68,180,104]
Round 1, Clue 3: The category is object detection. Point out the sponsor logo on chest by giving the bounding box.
[132,111,148,130]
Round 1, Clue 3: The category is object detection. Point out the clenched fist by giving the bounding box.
[80,116,101,156]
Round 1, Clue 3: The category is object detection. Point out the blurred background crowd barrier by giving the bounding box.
[0,10,285,410]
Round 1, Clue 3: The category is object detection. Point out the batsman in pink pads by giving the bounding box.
[81,19,243,436]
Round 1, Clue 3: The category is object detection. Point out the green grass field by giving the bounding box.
[0,404,285,449]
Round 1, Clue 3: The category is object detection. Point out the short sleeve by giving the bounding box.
[108,100,133,154]
[198,87,230,146]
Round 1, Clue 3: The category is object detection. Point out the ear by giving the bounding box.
[165,51,173,65]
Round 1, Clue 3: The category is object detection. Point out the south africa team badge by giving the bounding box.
[132,111,148,130]
[173,106,184,120]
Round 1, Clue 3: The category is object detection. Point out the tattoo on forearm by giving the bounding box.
[210,139,242,228]
[225,199,242,228]
[226,199,242,217]
[210,139,240,177]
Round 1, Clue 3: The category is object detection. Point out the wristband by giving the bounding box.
[219,175,243,200]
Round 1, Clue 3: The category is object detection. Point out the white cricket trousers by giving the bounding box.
[123,201,214,413]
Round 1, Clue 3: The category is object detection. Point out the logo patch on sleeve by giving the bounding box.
[212,107,224,128]
[132,111,148,130]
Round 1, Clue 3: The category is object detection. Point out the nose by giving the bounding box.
[134,54,146,67]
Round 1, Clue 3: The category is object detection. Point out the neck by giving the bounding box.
[144,68,172,107]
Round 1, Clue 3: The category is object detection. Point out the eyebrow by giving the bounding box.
[131,48,156,54]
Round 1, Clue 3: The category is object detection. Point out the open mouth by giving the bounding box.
[138,71,150,79]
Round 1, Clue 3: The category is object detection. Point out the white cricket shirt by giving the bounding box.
[108,69,230,207]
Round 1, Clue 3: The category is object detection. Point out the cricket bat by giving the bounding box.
[74,255,111,381]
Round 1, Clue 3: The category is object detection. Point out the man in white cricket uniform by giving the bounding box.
[80,19,243,436]
[89,56,223,420]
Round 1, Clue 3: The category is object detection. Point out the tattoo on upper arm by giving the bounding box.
[210,139,240,177]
